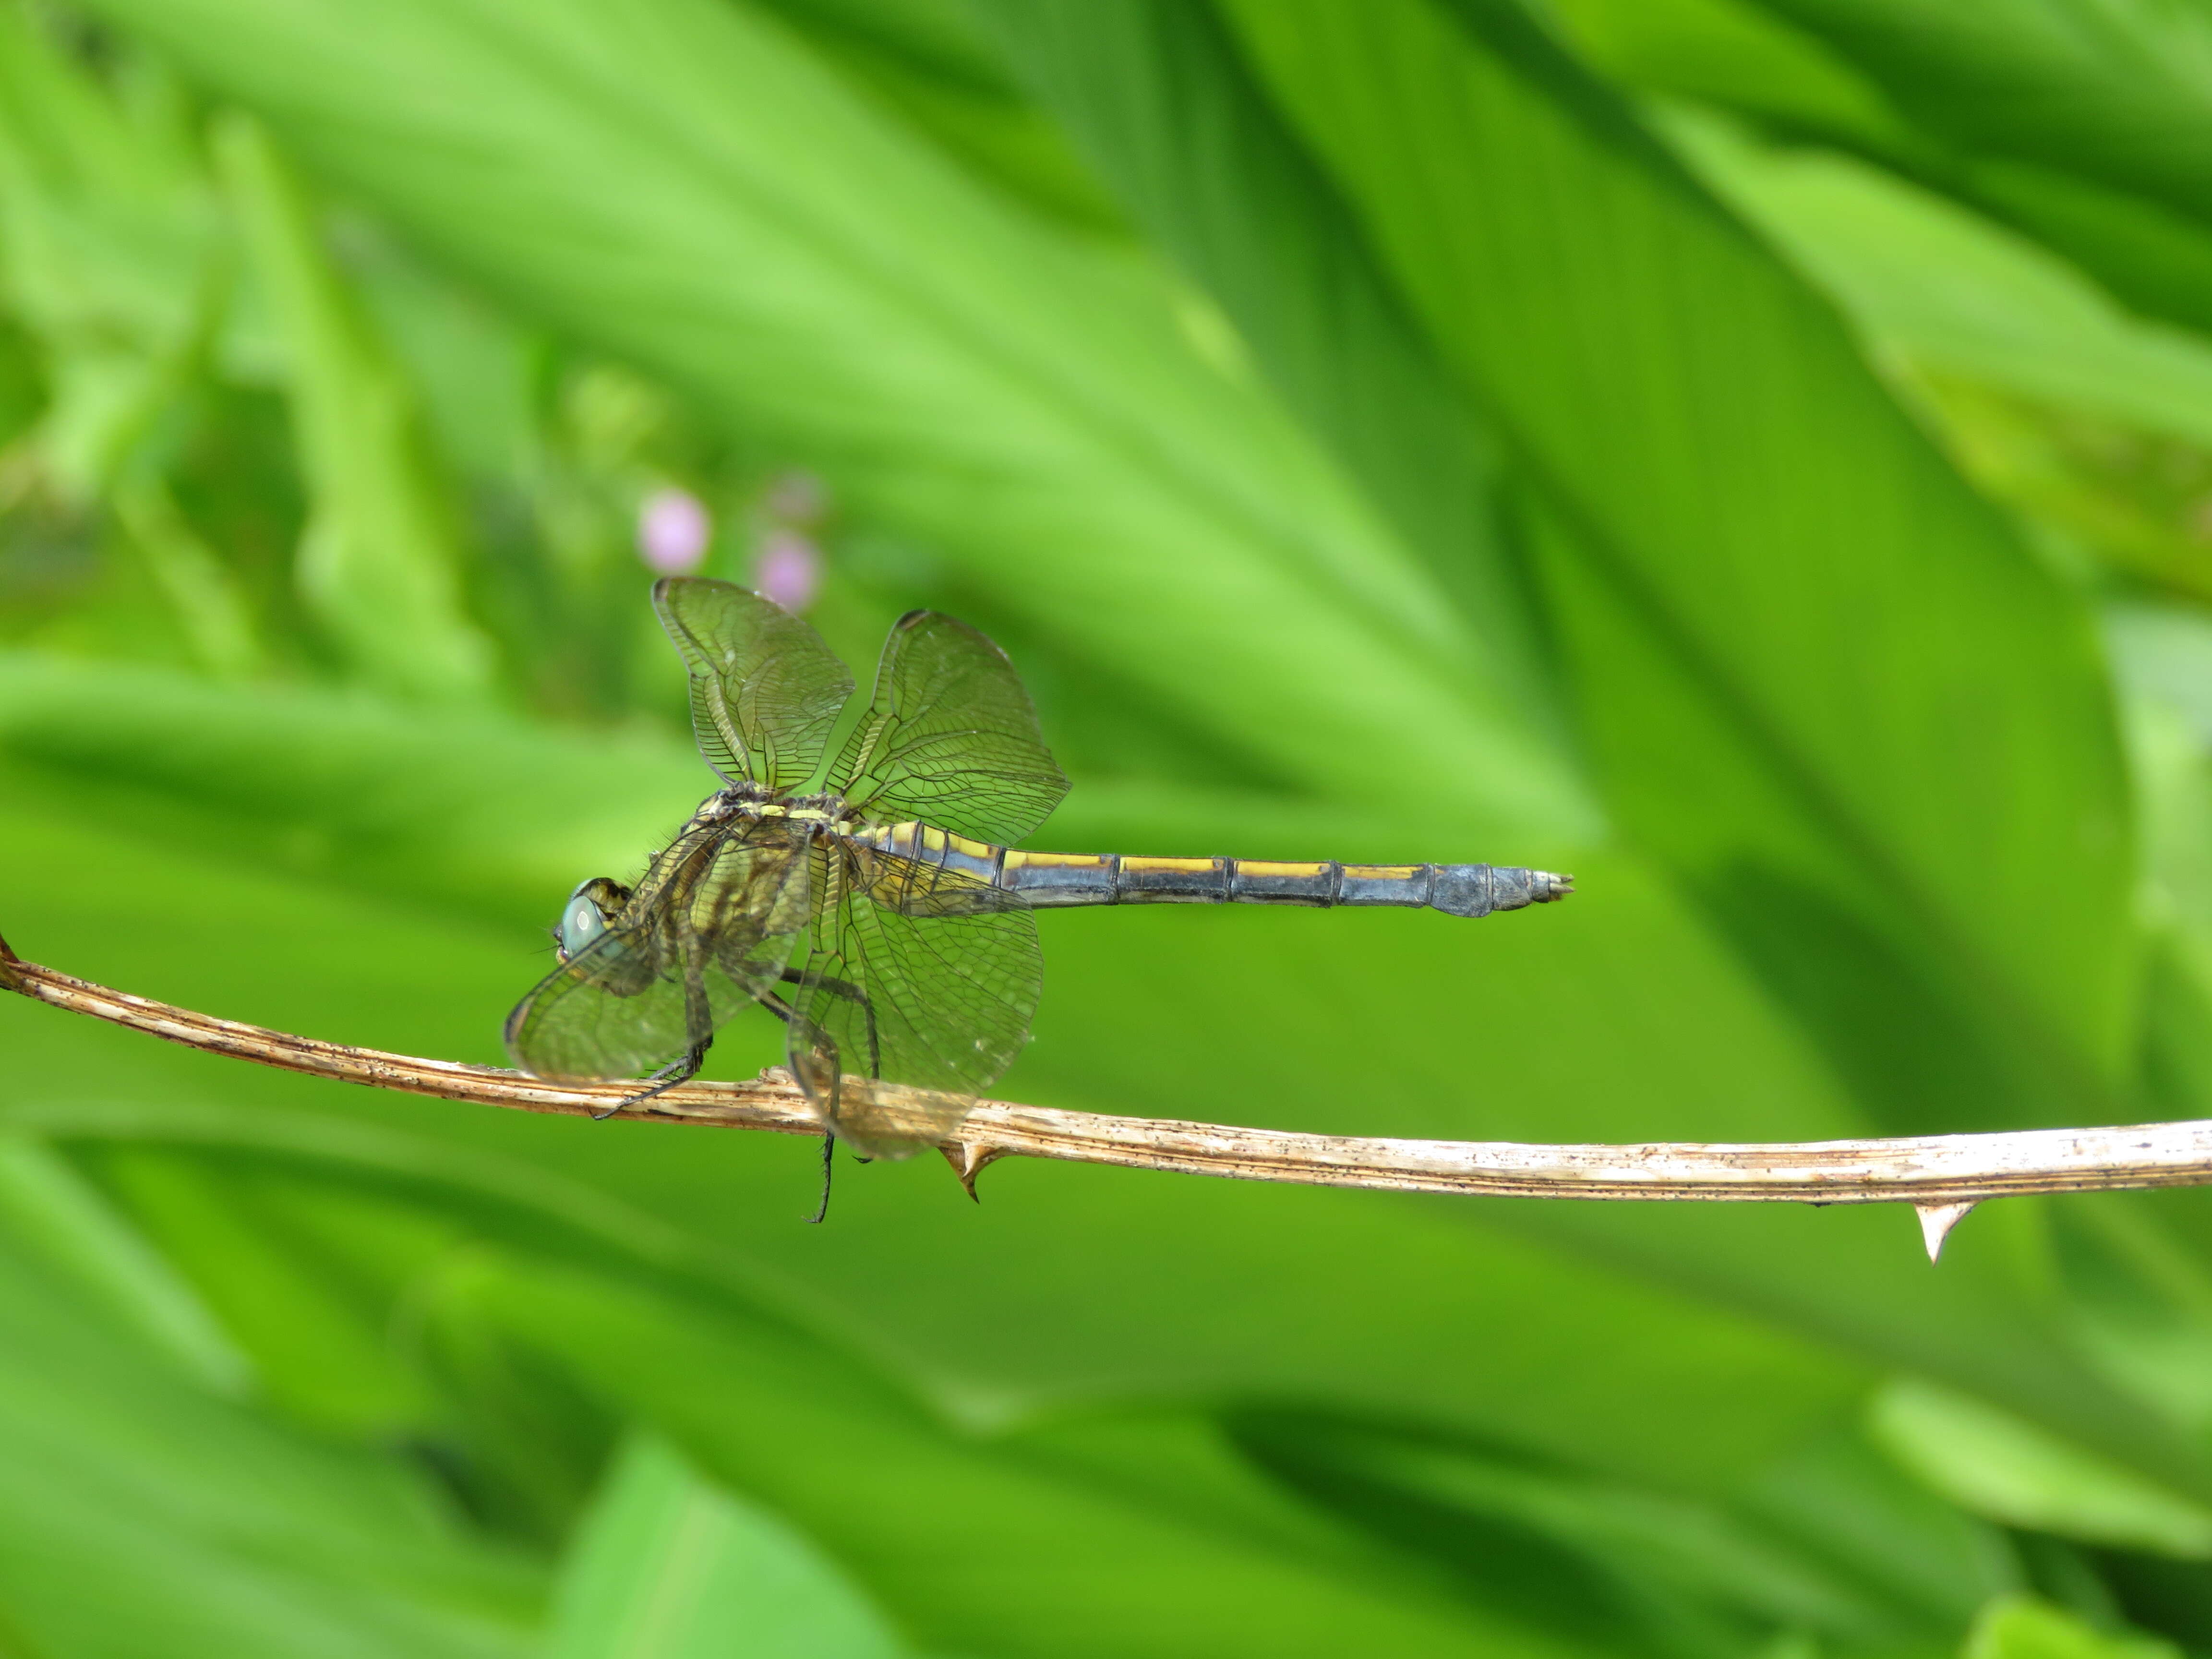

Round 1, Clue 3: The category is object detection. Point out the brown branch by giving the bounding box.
[7,931,2210,1258]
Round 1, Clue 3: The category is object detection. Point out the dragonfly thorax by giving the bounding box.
[709,786,859,830]
[780,791,853,824]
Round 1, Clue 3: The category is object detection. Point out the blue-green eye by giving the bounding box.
[555,880,617,962]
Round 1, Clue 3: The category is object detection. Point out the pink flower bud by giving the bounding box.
[637,488,710,576]
[753,529,822,613]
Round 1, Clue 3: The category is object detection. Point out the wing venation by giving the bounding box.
[828,610,1067,844]
[505,818,809,1082]
[781,842,1039,1157]
[654,578,854,792]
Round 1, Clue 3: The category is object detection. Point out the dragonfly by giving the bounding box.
[505,578,1572,1216]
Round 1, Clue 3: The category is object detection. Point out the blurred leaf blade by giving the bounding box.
[1871,1379,2212,1560]
[1743,0,2212,240]
[975,1,1545,706]
[0,0,2206,1653]
[0,2,208,498]
[98,1143,435,1436]
[1553,0,2212,347]
[1227,1408,1982,1654]
[0,648,706,929]
[72,0,1597,844]
[0,1218,543,1658]
[1966,1596,2183,1659]
[1665,115,2212,608]
[493,1258,1604,1659]
[1672,118,2212,454]
[0,1128,251,1395]
[546,1433,906,1659]
[1213,0,2133,1114]
[214,112,497,701]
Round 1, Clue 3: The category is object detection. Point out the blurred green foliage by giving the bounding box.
[0,0,2210,1653]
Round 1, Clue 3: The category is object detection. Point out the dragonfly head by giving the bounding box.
[553,877,633,962]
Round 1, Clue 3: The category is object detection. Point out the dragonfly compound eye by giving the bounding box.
[555,878,621,962]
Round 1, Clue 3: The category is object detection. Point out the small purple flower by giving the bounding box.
[637,487,710,576]
[753,528,822,613]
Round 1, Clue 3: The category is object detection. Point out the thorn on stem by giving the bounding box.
[1915,1200,1978,1263]
[940,1140,1003,1203]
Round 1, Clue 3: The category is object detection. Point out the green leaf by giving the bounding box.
[2115,613,2212,952]
[1213,0,2131,1125]
[114,478,267,678]
[974,1,1546,703]
[851,0,2212,1520]
[489,1258,1598,1659]
[96,1143,440,1436]
[1946,163,2212,347]
[0,2,209,498]
[0,11,283,675]
[0,649,702,930]
[0,1128,250,1395]
[1550,0,1923,158]
[213,112,497,701]
[546,1434,905,1659]
[750,0,1129,235]
[1226,1408,1991,1653]
[1964,1597,2181,1659]
[3,6,2202,1643]
[1742,0,2212,239]
[0,1217,541,1658]
[1555,0,2212,346]
[1661,116,2212,600]
[71,0,1594,845]
[1671,116,2212,453]
[1873,1379,2212,1559]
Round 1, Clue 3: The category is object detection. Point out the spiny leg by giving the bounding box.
[598,1038,710,1119]
[776,965,884,1171]
[759,983,842,1223]
[806,1128,835,1226]
[780,965,881,1080]
[654,968,882,1217]
[601,944,716,1120]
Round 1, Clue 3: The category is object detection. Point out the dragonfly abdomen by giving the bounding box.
[846,823,1571,917]
[996,849,1570,917]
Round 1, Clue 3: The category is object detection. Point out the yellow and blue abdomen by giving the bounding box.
[846,822,1570,919]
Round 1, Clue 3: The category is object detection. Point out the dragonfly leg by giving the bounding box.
[805,1131,835,1225]
[776,967,881,1079]
[599,1039,710,1119]
[755,992,843,1222]
[758,974,879,1222]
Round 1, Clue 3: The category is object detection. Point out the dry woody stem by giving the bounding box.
[7,932,2211,1247]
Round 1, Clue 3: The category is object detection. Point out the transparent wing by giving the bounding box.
[505,820,810,1082]
[781,840,1041,1157]
[827,610,1068,844]
[654,577,854,793]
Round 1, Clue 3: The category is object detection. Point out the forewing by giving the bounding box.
[655,577,854,792]
[828,610,1068,844]
[781,843,1040,1157]
[506,821,810,1082]
[505,924,708,1083]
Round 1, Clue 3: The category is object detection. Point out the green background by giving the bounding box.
[0,0,2208,1652]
